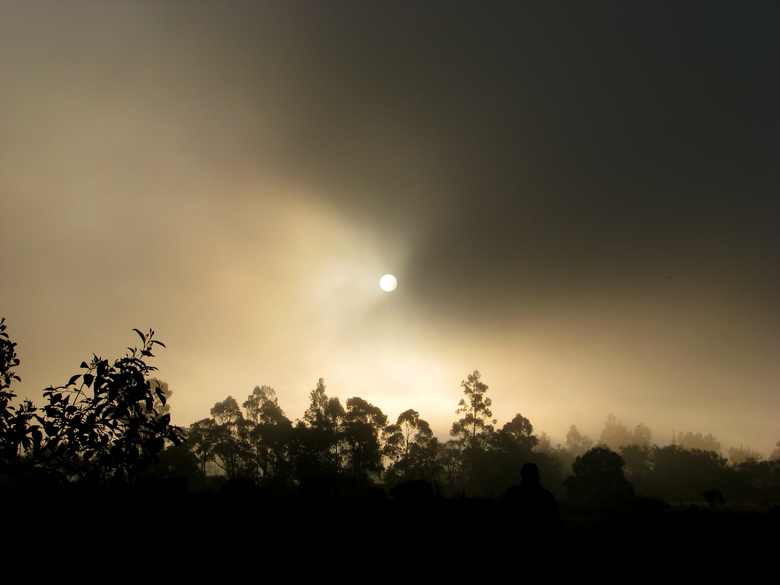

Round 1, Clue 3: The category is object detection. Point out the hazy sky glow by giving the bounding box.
[2,1,778,453]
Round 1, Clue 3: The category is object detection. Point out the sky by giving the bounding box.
[1,1,778,454]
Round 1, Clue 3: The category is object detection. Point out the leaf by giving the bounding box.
[132,328,146,344]
[68,374,81,386]
[83,373,94,388]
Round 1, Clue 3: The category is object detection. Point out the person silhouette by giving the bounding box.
[500,462,561,537]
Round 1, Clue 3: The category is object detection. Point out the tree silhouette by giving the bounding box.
[39,328,183,485]
[565,424,593,457]
[647,445,729,503]
[292,378,345,486]
[244,386,293,488]
[0,318,41,475]
[450,370,496,448]
[342,397,387,479]
[598,414,634,451]
[564,446,634,508]
[208,396,254,479]
[383,409,439,486]
[675,430,721,454]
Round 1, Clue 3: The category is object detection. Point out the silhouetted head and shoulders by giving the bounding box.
[501,462,561,534]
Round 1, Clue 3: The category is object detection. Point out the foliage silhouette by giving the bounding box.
[0,322,183,486]
[39,328,184,484]
[0,318,41,475]
[450,370,496,448]
[564,446,635,509]
[4,318,778,522]
[383,409,440,487]
[343,396,387,479]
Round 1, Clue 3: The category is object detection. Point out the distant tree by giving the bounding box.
[632,423,652,447]
[727,445,764,465]
[675,431,721,454]
[619,444,652,494]
[143,442,202,487]
[598,414,634,451]
[703,488,726,508]
[648,445,729,503]
[535,431,555,455]
[565,425,593,457]
[242,386,284,424]
[450,370,496,448]
[186,418,217,475]
[728,458,780,504]
[211,396,243,428]
[564,446,635,509]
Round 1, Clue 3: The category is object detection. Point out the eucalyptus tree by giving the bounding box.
[209,396,254,479]
[450,370,496,448]
[292,378,345,482]
[383,409,439,486]
[448,371,499,496]
[244,385,293,485]
[342,397,387,479]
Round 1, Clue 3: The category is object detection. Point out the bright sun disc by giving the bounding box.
[380,274,397,292]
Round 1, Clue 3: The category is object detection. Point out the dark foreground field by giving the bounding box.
[7,482,775,579]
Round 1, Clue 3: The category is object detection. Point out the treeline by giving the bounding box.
[161,374,780,507]
[2,321,779,509]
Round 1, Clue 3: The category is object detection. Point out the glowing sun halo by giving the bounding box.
[380,274,397,292]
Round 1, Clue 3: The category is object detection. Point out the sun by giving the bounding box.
[379,274,397,292]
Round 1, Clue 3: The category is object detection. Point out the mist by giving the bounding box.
[1,4,778,560]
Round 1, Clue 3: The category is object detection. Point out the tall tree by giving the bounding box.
[383,409,439,486]
[343,397,387,479]
[450,370,496,448]
[598,414,634,451]
[209,396,253,479]
[632,423,652,447]
[498,413,539,450]
[243,385,285,425]
[186,418,217,475]
[292,378,345,482]
[244,386,292,486]
[565,425,593,457]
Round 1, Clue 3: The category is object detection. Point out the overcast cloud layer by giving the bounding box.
[2,1,778,453]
